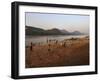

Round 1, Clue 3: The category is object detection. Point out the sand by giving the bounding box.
[25,37,89,68]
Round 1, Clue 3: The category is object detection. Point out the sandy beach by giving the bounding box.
[25,37,89,68]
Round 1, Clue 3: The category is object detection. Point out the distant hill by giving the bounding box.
[26,26,46,35]
[26,26,83,36]
[46,28,65,35]
[71,31,83,35]
[60,29,70,35]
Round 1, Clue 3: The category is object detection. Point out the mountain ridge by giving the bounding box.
[26,26,84,36]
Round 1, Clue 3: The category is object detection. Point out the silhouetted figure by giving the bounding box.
[48,43,51,52]
[38,42,40,45]
[30,42,36,51]
[30,42,33,51]
[47,38,48,43]
[63,42,66,47]
[48,48,51,51]
[55,40,58,44]
[62,42,66,47]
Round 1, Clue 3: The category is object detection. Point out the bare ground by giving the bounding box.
[25,37,89,68]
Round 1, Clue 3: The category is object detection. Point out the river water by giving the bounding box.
[25,35,88,46]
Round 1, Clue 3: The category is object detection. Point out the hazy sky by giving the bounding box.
[25,12,89,34]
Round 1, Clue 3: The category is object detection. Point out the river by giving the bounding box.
[25,35,87,46]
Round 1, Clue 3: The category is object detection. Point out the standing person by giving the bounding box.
[30,42,33,51]
[55,40,58,44]
[48,43,51,52]
[47,38,48,44]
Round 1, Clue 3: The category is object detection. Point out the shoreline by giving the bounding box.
[26,35,89,47]
[25,36,89,68]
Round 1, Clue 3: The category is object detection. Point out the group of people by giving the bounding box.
[29,39,73,51]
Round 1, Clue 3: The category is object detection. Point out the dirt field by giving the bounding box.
[25,37,89,68]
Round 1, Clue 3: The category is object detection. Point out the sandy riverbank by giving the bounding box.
[25,37,89,68]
